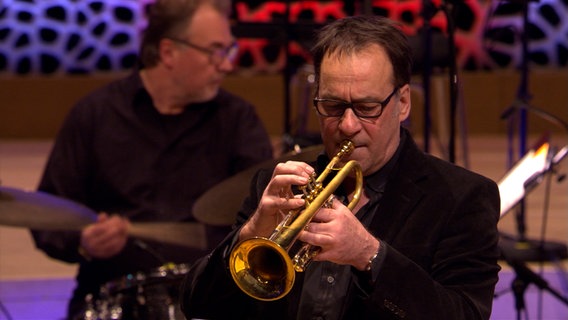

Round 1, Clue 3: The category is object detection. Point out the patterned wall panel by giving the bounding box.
[0,0,566,75]
[0,0,151,74]
[485,0,568,68]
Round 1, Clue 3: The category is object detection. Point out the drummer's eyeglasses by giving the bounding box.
[166,37,239,65]
[313,86,399,119]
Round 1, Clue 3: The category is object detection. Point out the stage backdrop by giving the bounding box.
[0,1,567,140]
[1,0,567,75]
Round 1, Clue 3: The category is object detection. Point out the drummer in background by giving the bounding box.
[30,0,272,319]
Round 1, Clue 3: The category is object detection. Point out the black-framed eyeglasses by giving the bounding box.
[313,86,399,119]
[167,37,239,65]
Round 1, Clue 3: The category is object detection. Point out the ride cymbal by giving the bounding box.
[0,186,210,248]
[0,186,97,230]
[193,145,324,226]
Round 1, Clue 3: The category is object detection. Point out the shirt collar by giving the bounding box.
[315,127,407,196]
[363,128,406,194]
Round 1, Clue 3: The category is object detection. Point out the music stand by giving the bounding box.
[498,141,550,219]
[497,140,568,319]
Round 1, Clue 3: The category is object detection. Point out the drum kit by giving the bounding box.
[0,144,324,319]
[82,263,191,320]
[0,186,202,320]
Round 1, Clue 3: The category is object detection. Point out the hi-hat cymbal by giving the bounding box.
[0,186,97,230]
[193,145,324,226]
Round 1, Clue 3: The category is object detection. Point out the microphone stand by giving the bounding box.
[515,0,531,243]
[500,0,532,243]
[421,0,462,164]
[505,255,568,320]
[499,0,568,250]
[421,0,436,153]
[498,143,568,319]
[282,2,293,152]
[231,2,323,153]
[440,0,459,164]
[498,116,568,319]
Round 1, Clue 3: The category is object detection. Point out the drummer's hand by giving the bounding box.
[299,198,380,271]
[239,161,314,241]
[80,213,130,259]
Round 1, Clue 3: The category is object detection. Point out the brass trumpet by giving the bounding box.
[229,140,363,301]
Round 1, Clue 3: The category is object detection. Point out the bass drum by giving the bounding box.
[83,263,190,320]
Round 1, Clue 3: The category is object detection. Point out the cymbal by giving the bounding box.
[0,186,97,230]
[0,186,209,249]
[193,144,324,226]
[129,222,207,250]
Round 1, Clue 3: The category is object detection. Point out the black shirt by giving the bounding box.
[297,132,404,320]
[31,71,273,309]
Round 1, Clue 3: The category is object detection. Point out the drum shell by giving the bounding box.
[82,263,190,320]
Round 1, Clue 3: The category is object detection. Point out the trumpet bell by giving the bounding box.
[229,237,295,301]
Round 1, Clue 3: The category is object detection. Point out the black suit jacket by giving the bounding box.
[181,129,501,319]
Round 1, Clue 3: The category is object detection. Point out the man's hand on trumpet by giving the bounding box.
[238,157,379,272]
[299,197,380,271]
[239,160,314,241]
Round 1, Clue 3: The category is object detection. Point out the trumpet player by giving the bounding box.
[181,15,500,320]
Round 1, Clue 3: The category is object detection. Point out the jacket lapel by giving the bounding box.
[368,134,429,243]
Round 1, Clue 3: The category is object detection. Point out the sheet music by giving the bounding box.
[497,143,550,218]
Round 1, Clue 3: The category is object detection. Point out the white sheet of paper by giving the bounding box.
[497,143,550,218]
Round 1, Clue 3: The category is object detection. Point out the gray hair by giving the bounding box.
[139,0,232,68]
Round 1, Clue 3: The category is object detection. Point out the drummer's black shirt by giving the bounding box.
[30,71,273,315]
